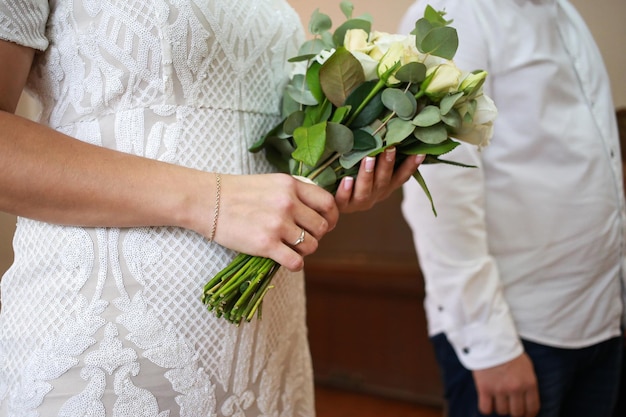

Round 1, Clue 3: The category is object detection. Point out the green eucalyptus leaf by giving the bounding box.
[413,19,433,45]
[413,105,441,127]
[331,105,352,124]
[265,136,296,157]
[399,138,459,156]
[292,122,327,166]
[321,31,335,49]
[440,92,464,115]
[312,165,338,190]
[319,47,365,107]
[286,74,318,106]
[420,26,458,60]
[295,39,327,59]
[306,61,324,103]
[288,54,317,63]
[265,146,291,174]
[413,123,449,144]
[249,119,288,152]
[281,92,300,118]
[339,150,367,169]
[339,128,383,168]
[385,118,416,146]
[395,62,427,84]
[424,5,451,26]
[333,18,371,47]
[340,1,354,19]
[344,80,384,128]
[381,88,417,120]
[326,122,354,154]
[284,111,305,135]
[309,9,332,36]
[352,128,379,151]
[441,108,462,130]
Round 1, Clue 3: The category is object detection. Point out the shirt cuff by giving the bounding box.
[445,307,524,370]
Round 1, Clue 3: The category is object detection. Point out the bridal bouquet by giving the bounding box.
[202,2,497,324]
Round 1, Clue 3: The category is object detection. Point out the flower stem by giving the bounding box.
[345,78,387,127]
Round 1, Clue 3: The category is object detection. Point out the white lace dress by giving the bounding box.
[0,1,315,416]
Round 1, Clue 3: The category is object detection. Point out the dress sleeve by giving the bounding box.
[0,0,50,51]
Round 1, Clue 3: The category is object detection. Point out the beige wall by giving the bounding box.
[1,0,625,277]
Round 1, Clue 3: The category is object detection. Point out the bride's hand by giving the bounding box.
[211,173,338,272]
[334,148,425,213]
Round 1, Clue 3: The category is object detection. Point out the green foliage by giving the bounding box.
[251,1,483,215]
[205,1,495,327]
[413,5,458,60]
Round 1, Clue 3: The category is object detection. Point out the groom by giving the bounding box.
[400,1,625,417]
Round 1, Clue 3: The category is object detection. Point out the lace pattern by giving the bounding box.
[0,1,313,416]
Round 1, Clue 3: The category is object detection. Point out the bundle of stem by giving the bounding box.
[202,253,281,325]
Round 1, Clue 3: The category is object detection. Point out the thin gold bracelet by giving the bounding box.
[208,173,221,241]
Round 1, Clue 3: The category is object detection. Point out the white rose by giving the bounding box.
[454,121,494,148]
[454,94,498,148]
[472,94,498,125]
[344,29,373,54]
[424,62,462,96]
[377,42,405,84]
[370,31,412,55]
[375,36,423,85]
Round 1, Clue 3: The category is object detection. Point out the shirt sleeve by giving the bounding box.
[399,0,524,370]
[0,0,50,51]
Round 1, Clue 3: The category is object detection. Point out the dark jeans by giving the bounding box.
[431,333,623,417]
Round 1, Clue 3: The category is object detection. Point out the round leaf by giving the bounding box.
[395,62,427,84]
[413,105,442,127]
[381,88,417,120]
[413,123,449,144]
[352,128,379,151]
[420,26,458,60]
[340,1,354,19]
[440,92,464,115]
[284,111,305,135]
[286,74,318,106]
[309,9,332,35]
[297,39,327,59]
[385,118,416,146]
[326,122,354,154]
[441,108,462,130]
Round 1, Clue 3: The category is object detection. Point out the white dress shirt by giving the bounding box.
[400,0,625,370]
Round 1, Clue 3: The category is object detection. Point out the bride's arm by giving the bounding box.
[0,41,218,234]
[0,40,339,271]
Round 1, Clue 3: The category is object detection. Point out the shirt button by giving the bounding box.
[438,305,444,312]
[462,347,470,354]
